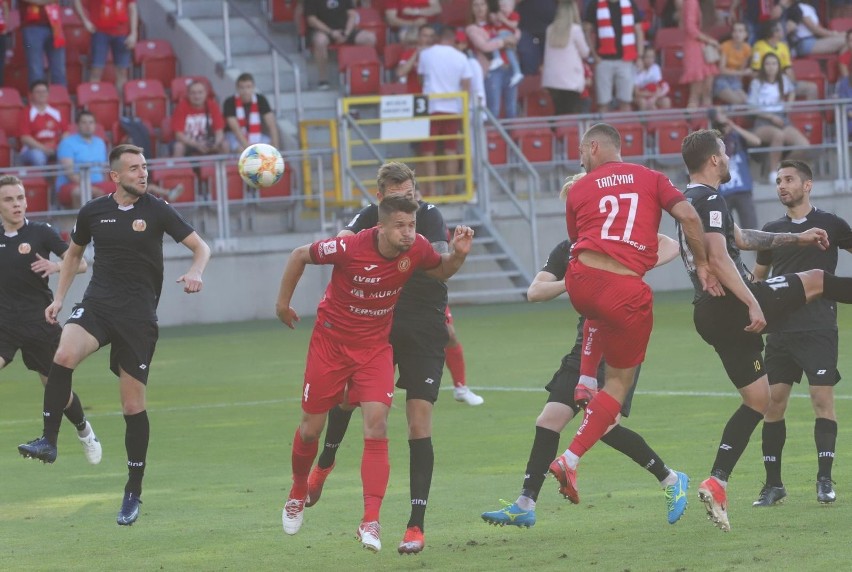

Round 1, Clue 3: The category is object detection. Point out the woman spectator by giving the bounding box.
[467,0,519,118]
[634,47,672,110]
[680,0,719,108]
[777,0,845,57]
[748,52,811,182]
[541,0,588,115]
[751,20,818,100]
[714,21,752,105]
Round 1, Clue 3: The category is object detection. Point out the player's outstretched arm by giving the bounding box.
[527,270,565,302]
[45,242,86,324]
[735,225,829,251]
[424,225,474,281]
[176,232,211,294]
[670,201,724,296]
[706,232,766,332]
[31,251,87,278]
[654,233,680,267]
[275,244,313,329]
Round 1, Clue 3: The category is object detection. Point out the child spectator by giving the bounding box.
[488,0,524,87]
[634,48,671,110]
[714,21,752,105]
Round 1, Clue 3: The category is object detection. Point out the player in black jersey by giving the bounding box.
[678,130,852,532]
[16,145,211,526]
[304,161,459,554]
[479,235,696,528]
[752,160,852,507]
[0,175,101,464]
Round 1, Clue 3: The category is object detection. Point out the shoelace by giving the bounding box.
[285,499,304,518]
[360,521,380,538]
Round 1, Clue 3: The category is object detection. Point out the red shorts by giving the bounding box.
[444,304,453,326]
[301,328,395,414]
[420,113,461,154]
[565,259,653,368]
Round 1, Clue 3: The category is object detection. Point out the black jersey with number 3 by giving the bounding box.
[72,193,194,320]
[756,207,852,331]
[345,200,449,316]
[0,221,68,322]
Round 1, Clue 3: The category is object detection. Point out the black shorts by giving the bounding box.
[390,316,449,403]
[766,330,841,387]
[65,303,158,384]
[693,274,806,388]
[310,27,362,46]
[544,352,638,417]
[0,319,61,377]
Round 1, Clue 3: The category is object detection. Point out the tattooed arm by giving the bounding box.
[735,225,830,251]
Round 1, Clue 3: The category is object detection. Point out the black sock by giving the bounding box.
[711,404,764,481]
[407,437,433,530]
[63,392,88,432]
[822,272,852,304]
[815,417,837,480]
[124,411,150,496]
[761,419,786,486]
[601,425,670,482]
[317,406,354,469]
[43,364,74,445]
[520,426,560,501]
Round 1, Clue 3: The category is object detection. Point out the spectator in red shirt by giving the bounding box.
[19,80,68,167]
[395,24,437,93]
[73,0,139,93]
[20,1,67,86]
[171,81,227,158]
[385,0,441,43]
[306,0,376,90]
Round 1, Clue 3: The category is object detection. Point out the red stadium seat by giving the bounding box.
[649,120,689,155]
[662,68,688,108]
[134,40,178,87]
[149,162,197,203]
[338,46,381,95]
[790,112,824,145]
[61,6,91,58]
[0,131,10,167]
[615,122,646,156]
[829,17,852,31]
[522,89,554,117]
[269,0,297,21]
[378,82,409,95]
[22,176,50,213]
[124,79,168,127]
[383,43,405,80]
[258,163,291,197]
[792,59,826,99]
[199,163,245,201]
[517,74,542,99]
[510,127,554,163]
[48,84,73,123]
[486,130,507,165]
[111,119,154,155]
[355,8,386,53]
[655,28,686,68]
[441,0,470,27]
[170,76,215,104]
[0,87,24,137]
[554,122,581,161]
[77,82,121,131]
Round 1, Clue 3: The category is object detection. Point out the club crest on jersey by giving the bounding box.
[18,242,31,254]
[709,211,722,228]
[398,256,411,272]
[321,241,337,256]
[132,219,147,232]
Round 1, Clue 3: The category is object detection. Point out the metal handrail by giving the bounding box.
[222,0,303,127]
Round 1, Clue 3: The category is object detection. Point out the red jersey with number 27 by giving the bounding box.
[309,227,442,346]
[566,162,685,276]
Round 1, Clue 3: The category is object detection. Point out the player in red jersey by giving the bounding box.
[549,122,721,504]
[275,191,473,552]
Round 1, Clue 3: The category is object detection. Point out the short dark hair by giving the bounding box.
[76,110,95,124]
[0,174,24,189]
[236,72,255,84]
[29,79,49,93]
[681,129,722,174]
[378,193,419,221]
[109,144,144,171]
[376,161,417,195]
[583,123,621,150]
[778,159,813,182]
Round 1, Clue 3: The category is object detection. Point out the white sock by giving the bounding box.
[561,450,580,470]
[515,495,536,511]
[77,422,91,438]
[661,470,678,488]
[578,375,597,390]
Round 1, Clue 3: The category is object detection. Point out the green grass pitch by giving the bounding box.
[1,291,850,571]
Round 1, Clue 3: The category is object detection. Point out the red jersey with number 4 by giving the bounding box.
[309,227,442,346]
[566,162,684,276]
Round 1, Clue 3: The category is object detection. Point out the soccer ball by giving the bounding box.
[238,143,285,188]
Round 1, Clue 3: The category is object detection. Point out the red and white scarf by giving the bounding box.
[596,0,636,61]
[235,94,262,144]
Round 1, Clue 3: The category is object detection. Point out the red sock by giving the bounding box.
[568,391,621,458]
[361,438,389,522]
[290,429,317,499]
[445,344,466,387]
[579,320,603,378]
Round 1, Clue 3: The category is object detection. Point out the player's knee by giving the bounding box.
[363,418,388,439]
[52,346,80,369]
